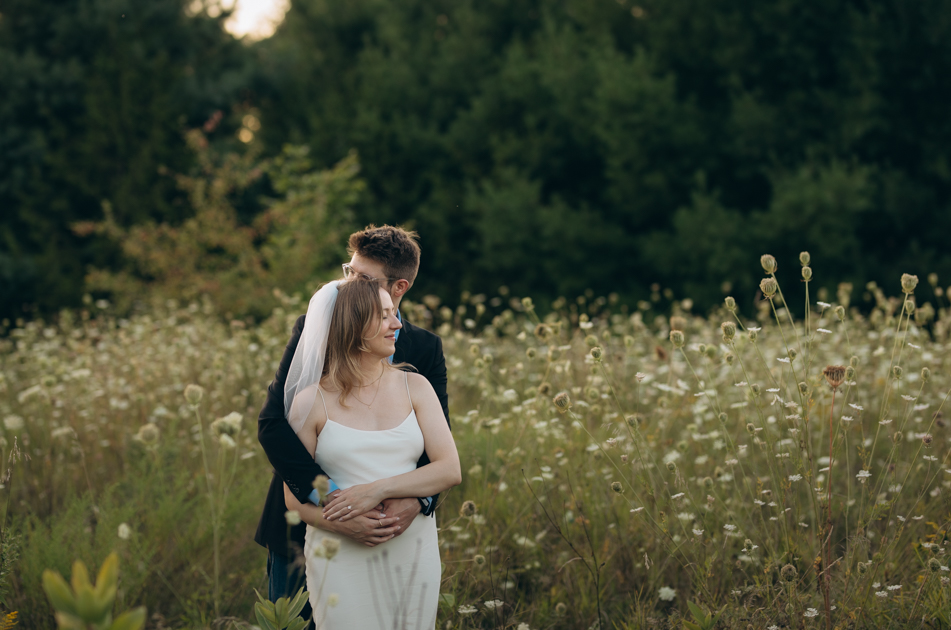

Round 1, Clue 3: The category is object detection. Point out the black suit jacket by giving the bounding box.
[254,312,450,557]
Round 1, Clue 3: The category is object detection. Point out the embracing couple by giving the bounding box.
[254,225,461,628]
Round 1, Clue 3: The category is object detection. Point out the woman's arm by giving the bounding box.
[323,374,461,521]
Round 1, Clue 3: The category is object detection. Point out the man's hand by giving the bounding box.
[319,510,402,547]
[380,497,422,538]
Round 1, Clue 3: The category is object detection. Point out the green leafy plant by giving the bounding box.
[682,601,724,630]
[253,587,310,630]
[41,552,145,630]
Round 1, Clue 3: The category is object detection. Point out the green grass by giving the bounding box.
[2,263,951,629]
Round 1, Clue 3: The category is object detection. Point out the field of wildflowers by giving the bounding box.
[3,255,951,629]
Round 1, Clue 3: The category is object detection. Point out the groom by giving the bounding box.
[254,225,451,617]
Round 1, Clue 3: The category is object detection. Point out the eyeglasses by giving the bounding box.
[341,263,401,284]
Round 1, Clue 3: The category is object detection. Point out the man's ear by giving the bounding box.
[391,279,411,299]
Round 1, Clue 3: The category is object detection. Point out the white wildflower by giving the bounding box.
[658,586,676,601]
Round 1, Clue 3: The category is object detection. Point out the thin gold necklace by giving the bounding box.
[352,364,385,408]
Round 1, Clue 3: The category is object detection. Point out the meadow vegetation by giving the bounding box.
[2,256,951,629]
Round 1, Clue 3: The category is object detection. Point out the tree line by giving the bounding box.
[3,0,951,321]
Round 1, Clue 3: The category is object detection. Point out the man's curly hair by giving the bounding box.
[347,224,421,286]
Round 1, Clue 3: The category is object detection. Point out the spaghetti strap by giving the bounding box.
[404,371,413,408]
[315,386,330,420]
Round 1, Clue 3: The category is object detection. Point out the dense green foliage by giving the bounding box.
[4,0,951,319]
[0,0,253,317]
[257,0,951,306]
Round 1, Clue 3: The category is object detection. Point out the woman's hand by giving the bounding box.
[323,482,384,522]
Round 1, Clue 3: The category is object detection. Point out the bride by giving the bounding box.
[282,276,461,629]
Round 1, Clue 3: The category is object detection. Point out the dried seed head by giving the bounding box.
[835,305,846,321]
[823,365,847,390]
[534,323,551,340]
[798,382,809,396]
[555,603,567,615]
[521,296,534,310]
[929,558,942,573]
[724,296,737,312]
[746,423,756,435]
[321,537,341,559]
[474,554,486,566]
[781,563,798,582]
[748,329,758,342]
[184,384,204,406]
[799,251,811,266]
[721,322,736,340]
[590,347,603,361]
[718,412,728,423]
[761,254,778,274]
[552,392,571,413]
[923,434,934,448]
[469,344,480,356]
[526,347,537,359]
[620,454,628,463]
[801,266,813,281]
[845,366,856,380]
[750,383,761,396]
[702,477,714,488]
[459,500,477,517]
[585,335,598,347]
[666,461,677,472]
[857,561,869,575]
[611,481,623,493]
[312,475,331,496]
[788,348,797,361]
[901,273,919,294]
[904,300,916,314]
[759,277,779,299]
[725,352,735,366]
[922,367,931,382]
[538,382,552,396]
[697,343,707,354]
[670,330,685,349]
[892,365,903,379]
[743,539,755,553]
[850,356,859,367]
[670,316,687,332]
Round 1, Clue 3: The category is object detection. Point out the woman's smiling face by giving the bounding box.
[364,286,401,358]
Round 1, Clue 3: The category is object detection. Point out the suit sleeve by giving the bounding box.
[416,333,450,516]
[257,315,328,504]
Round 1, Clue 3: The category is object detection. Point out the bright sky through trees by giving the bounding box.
[218,0,289,39]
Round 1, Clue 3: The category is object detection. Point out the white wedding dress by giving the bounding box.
[304,380,440,630]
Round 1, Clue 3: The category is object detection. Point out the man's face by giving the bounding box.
[346,253,391,291]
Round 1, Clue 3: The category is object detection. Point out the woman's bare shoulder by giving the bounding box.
[406,370,435,395]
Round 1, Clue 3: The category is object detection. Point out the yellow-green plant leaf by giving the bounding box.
[53,612,85,630]
[286,587,310,619]
[254,604,280,630]
[94,553,120,598]
[70,560,91,594]
[274,597,289,624]
[107,607,147,630]
[682,621,702,630]
[42,570,78,615]
[75,585,108,623]
[286,617,308,630]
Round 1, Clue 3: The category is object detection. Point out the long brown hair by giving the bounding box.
[323,276,397,406]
